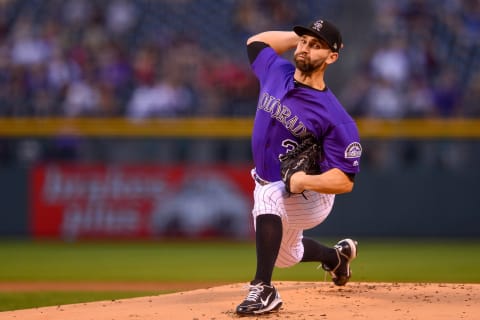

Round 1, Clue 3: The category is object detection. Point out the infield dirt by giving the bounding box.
[0,281,478,320]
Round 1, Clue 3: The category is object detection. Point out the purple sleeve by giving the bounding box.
[321,122,361,174]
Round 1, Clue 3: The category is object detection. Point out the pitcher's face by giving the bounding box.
[294,35,338,74]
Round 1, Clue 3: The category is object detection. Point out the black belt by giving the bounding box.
[253,173,270,186]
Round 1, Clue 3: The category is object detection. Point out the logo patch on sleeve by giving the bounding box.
[344,142,362,159]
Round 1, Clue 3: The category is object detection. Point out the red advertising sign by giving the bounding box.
[30,164,254,240]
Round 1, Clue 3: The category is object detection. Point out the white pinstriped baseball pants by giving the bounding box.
[251,170,335,268]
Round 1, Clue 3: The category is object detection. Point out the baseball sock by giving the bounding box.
[252,214,282,286]
[301,237,339,268]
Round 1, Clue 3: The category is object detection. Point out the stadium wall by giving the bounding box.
[0,165,478,239]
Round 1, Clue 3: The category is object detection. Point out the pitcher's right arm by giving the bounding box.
[247,31,299,55]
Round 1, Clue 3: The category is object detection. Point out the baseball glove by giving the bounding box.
[280,135,320,196]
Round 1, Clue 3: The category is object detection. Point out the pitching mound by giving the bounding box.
[1,281,479,319]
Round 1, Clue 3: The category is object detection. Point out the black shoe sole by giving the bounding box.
[236,300,283,316]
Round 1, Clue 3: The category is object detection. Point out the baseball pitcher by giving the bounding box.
[236,18,362,315]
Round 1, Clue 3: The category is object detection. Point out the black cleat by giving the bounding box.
[322,238,358,286]
[236,282,283,315]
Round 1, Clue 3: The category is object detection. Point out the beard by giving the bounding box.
[294,54,324,74]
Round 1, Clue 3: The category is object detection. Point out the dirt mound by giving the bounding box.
[1,281,478,319]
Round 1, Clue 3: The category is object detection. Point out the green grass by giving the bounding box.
[0,238,479,311]
[0,240,257,282]
[0,291,162,312]
[278,239,480,283]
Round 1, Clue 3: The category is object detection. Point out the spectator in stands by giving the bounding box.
[197,51,256,116]
[459,0,480,43]
[232,0,271,40]
[405,76,435,118]
[232,0,300,41]
[462,74,480,117]
[126,71,194,119]
[47,47,81,101]
[62,67,101,117]
[105,0,139,37]
[365,78,406,119]
[4,66,30,116]
[338,73,371,117]
[27,63,56,116]
[9,16,51,67]
[127,60,194,118]
[370,35,410,88]
[61,0,94,29]
[96,41,132,101]
[431,67,463,118]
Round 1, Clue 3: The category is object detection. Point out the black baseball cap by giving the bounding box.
[293,19,343,52]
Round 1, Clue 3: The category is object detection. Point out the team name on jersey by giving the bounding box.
[258,92,307,137]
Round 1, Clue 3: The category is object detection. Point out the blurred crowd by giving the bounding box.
[341,0,480,119]
[0,0,477,119]
[0,0,314,118]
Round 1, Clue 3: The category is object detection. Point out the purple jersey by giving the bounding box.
[250,46,362,182]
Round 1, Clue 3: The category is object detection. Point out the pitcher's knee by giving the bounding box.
[275,252,302,268]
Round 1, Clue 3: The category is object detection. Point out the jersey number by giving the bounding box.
[278,139,298,161]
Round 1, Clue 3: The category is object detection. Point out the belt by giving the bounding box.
[253,173,270,186]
